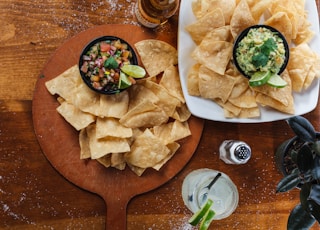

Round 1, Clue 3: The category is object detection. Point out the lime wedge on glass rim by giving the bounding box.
[118,71,132,89]
[120,64,146,78]
[188,198,214,226]
[199,209,216,230]
[267,73,287,88]
[249,70,272,87]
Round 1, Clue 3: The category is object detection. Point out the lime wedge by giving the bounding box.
[199,209,216,230]
[121,64,146,78]
[188,199,213,226]
[118,71,132,89]
[249,71,272,87]
[267,74,287,88]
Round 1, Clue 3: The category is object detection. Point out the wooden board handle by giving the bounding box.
[105,198,128,230]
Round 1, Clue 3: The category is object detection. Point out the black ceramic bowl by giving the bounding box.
[233,25,289,79]
[79,36,138,94]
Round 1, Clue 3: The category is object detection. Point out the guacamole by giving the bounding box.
[235,27,287,77]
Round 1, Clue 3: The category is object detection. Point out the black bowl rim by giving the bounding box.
[232,25,290,79]
[78,35,138,95]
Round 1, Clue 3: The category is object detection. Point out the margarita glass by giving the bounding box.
[182,168,239,220]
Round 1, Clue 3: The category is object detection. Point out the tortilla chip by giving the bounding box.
[125,129,170,168]
[119,100,168,128]
[159,65,185,103]
[250,0,272,22]
[287,43,319,92]
[191,0,202,18]
[238,107,260,118]
[171,103,192,122]
[228,88,257,108]
[141,79,181,117]
[96,155,111,168]
[192,0,236,24]
[134,40,178,77]
[86,124,130,159]
[198,66,236,103]
[96,117,132,139]
[128,84,159,110]
[153,120,191,145]
[251,71,293,107]
[127,164,146,176]
[99,92,129,118]
[152,142,180,171]
[203,25,233,43]
[187,63,201,96]
[110,153,126,170]
[254,70,294,114]
[288,68,311,92]
[215,98,241,116]
[230,0,256,39]
[72,81,101,116]
[192,40,233,75]
[229,76,249,98]
[264,11,293,43]
[56,101,95,131]
[185,8,226,44]
[45,65,81,103]
[256,93,294,114]
[79,128,91,159]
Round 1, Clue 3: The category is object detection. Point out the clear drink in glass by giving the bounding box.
[181,168,239,220]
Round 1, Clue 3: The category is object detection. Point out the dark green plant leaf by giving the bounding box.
[288,204,316,230]
[300,183,312,210]
[301,184,320,224]
[287,116,316,142]
[306,200,320,224]
[276,169,301,193]
[314,141,320,157]
[313,156,320,181]
[300,182,311,204]
[297,144,314,174]
[290,150,298,164]
[309,184,320,206]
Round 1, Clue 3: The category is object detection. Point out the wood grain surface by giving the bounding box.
[1,0,320,229]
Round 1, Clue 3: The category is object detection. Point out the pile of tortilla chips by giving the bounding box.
[186,0,320,118]
[45,40,191,176]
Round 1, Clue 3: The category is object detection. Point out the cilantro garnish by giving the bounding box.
[252,38,277,68]
[104,57,119,69]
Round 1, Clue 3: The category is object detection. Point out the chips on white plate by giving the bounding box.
[185,0,320,118]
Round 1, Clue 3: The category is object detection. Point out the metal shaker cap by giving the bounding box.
[219,140,251,164]
[234,144,251,161]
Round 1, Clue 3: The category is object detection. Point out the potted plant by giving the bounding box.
[275,115,320,230]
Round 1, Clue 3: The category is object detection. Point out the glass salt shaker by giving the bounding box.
[219,140,251,164]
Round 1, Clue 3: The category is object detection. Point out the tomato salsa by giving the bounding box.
[80,37,137,93]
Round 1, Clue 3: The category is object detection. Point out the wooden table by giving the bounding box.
[1,1,319,229]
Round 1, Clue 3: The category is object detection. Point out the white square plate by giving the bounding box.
[178,0,320,123]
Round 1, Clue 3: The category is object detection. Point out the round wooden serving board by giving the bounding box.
[32,24,204,229]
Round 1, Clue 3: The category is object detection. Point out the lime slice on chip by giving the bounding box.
[188,199,213,226]
[267,73,287,88]
[199,209,216,230]
[121,64,146,78]
[118,71,132,89]
[249,71,272,87]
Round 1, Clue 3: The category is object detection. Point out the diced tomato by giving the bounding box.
[80,62,89,73]
[113,72,120,81]
[100,42,111,52]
